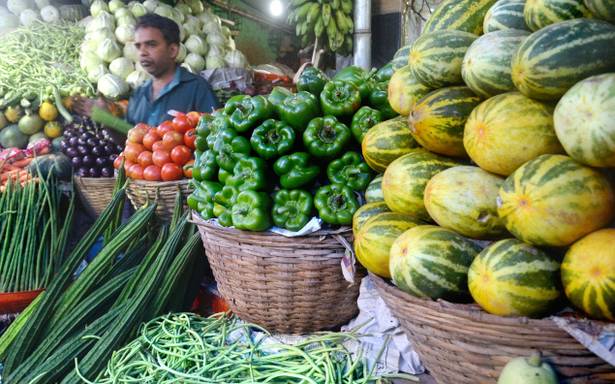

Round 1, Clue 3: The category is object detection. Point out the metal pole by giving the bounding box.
[352,0,372,69]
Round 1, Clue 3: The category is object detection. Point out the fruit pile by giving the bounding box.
[355,0,615,322]
[114,112,200,181]
[189,64,395,232]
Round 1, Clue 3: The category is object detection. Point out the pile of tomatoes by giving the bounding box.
[113,111,200,181]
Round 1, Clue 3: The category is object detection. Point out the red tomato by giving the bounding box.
[129,164,144,180]
[186,111,202,127]
[157,121,175,137]
[170,145,191,166]
[124,143,144,163]
[162,131,184,148]
[161,163,183,181]
[127,125,149,144]
[151,140,167,152]
[152,150,171,167]
[183,129,196,150]
[113,154,124,169]
[142,131,161,150]
[172,115,191,134]
[137,151,154,167]
[183,159,194,178]
[143,165,162,181]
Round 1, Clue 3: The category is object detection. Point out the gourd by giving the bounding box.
[498,352,558,384]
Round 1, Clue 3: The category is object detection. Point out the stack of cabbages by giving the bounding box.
[80,0,249,100]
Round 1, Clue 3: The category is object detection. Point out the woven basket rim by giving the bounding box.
[73,176,116,181]
[191,211,352,238]
[369,273,610,328]
[127,178,191,187]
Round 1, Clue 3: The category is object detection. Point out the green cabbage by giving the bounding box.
[87,64,109,83]
[185,53,205,72]
[89,0,109,17]
[97,73,129,100]
[123,42,139,62]
[109,57,134,80]
[185,34,208,56]
[97,38,122,63]
[115,24,135,43]
[176,43,187,63]
[130,2,147,18]
[126,70,150,89]
[20,9,40,26]
[109,0,125,13]
[40,5,60,23]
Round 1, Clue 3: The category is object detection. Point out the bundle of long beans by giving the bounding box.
[0,176,74,293]
[0,21,95,108]
[88,313,418,384]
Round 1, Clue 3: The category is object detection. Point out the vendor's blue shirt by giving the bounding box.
[127,67,220,126]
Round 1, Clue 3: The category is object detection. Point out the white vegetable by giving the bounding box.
[114,7,131,19]
[86,11,115,33]
[183,15,201,35]
[202,20,222,35]
[40,5,60,23]
[179,24,186,42]
[198,10,219,27]
[206,32,226,46]
[154,4,174,19]
[34,0,50,10]
[206,55,225,70]
[19,9,40,26]
[176,3,192,16]
[130,2,147,18]
[225,50,248,69]
[123,42,139,62]
[97,73,129,100]
[143,0,159,12]
[185,34,208,56]
[207,44,225,57]
[80,50,104,72]
[186,0,204,14]
[86,29,115,44]
[221,26,231,37]
[226,37,236,51]
[97,38,122,63]
[115,24,135,44]
[176,43,187,63]
[116,15,136,27]
[8,0,35,15]
[184,53,205,72]
[89,0,109,17]
[180,62,195,74]
[88,64,108,83]
[126,70,150,89]
[172,8,185,24]
[109,57,135,80]
[108,0,125,13]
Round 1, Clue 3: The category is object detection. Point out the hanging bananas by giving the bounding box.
[288,0,354,55]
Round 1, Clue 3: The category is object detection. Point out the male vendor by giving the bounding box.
[74,14,219,124]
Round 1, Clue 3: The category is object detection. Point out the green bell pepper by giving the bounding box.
[273,152,320,189]
[232,190,273,231]
[192,150,218,181]
[303,116,352,159]
[314,183,360,225]
[369,81,397,119]
[226,156,267,191]
[212,127,251,172]
[196,113,215,138]
[320,80,362,119]
[213,185,239,227]
[277,91,321,132]
[351,106,383,144]
[327,151,373,191]
[374,62,395,83]
[272,189,314,231]
[268,86,293,109]
[225,95,274,133]
[332,65,376,100]
[250,119,296,160]
[296,66,329,97]
[218,168,231,184]
[187,180,223,219]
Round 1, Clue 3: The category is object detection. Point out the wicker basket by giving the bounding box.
[370,273,614,384]
[126,179,193,221]
[74,176,116,217]
[194,214,363,334]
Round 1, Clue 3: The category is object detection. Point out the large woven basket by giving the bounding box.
[74,176,116,217]
[194,214,363,334]
[371,273,614,383]
[126,178,193,221]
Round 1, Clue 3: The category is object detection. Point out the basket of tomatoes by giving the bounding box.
[116,111,200,220]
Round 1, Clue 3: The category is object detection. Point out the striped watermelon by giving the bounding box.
[524,0,593,31]
[463,92,564,176]
[554,73,615,167]
[585,0,615,22]
[511,19,615,101]
[424,0,499,35]
[409,86,482,158]
[462,30,531,98]
[365,175,384,203]
[382,148,462,221]
[352,201,390,235]
[354,212,422,278]
[497,154,615,247]
[483,0,530,33]
[387,65,433,116]
[390,45,412,70]
[424,166,507,239]
[409,30,478,89]
[468,239,562,317]
[561,228,615,321]
[390,225,483,302]
[362,117,419,173]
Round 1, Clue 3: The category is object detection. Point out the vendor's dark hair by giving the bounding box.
[136,14,180,45]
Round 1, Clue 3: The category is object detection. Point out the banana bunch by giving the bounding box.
[288,0,354,55]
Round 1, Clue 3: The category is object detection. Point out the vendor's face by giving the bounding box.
[134,27,178,78]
